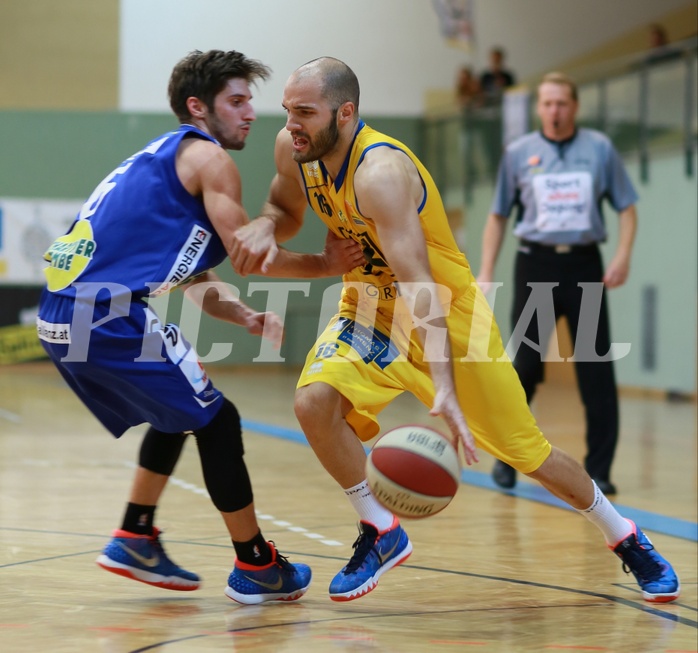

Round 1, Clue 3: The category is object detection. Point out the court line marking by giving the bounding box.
[0,526,694,638]
[0,407,21,423]
[240,418,698,543]
[4,406,692,648]
[461,470,698,542]
[0,549,103,569]
[122,461,345,547]
[1,530,694,612]
[124,591,696,653]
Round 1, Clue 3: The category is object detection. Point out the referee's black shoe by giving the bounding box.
[492,460,517,489]
[593,478,617,495]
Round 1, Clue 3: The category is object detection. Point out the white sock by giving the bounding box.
[578,481,633,546]
[344,480,395,531]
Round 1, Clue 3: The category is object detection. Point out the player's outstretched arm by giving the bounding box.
[181,270,283,349]
[260,229,365,278]
[354,148,479,465]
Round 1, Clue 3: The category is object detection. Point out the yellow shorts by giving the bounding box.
[297,283,552,474]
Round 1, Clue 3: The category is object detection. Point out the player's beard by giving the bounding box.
[208,112,247,151]
[292,110,340,163]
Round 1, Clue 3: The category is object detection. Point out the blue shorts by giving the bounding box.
[37,289,223,437]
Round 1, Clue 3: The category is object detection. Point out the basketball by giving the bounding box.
[366,425,461,519]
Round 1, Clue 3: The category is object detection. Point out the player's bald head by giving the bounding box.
[291,57,360,112]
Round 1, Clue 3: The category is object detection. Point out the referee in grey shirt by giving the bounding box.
[477,72,638,495]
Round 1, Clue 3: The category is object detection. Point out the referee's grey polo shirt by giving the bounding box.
[490,128,638,245]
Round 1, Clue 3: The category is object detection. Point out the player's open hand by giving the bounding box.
[430,390,479,466]
[321,230,365,276]
[244,311,284,349]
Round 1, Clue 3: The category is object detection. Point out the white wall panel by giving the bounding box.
[120,0,691,116]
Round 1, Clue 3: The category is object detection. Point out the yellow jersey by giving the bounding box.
[298,121,471,314]
[296,121,549,469]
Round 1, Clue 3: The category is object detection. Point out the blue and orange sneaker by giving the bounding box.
[96,528,200,591]
[225,542,312,604]
[610,520,680,602]
[329,518,412,602]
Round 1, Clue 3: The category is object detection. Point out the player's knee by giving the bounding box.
[195,398,244,457]
[138,427,187,476]
[294,383,337,430]
[193,398,252,512]
[294,385,315,426]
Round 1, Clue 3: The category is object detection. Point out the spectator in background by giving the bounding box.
[475,47,516,179]
[644,23,681,65]
[455,65,482,109]
[479,47,516,104]
[649,23,669,49]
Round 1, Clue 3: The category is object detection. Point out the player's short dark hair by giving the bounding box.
[168,50,271,122]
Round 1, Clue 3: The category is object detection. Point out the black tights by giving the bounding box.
[137,398,253,512]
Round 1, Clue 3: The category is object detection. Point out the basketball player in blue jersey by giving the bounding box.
[37,50,363,604]
[230,57,679,603]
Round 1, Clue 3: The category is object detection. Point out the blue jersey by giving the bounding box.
[38,125,229,437]
[43,125,227,299]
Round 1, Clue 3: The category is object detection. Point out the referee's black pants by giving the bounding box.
[511,242,619,483]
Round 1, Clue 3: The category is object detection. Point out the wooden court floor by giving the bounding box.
[1,362,696,653]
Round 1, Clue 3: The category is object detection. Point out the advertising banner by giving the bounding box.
[0,198,81,364]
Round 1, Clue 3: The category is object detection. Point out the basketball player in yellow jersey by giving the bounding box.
[231,57,680,604]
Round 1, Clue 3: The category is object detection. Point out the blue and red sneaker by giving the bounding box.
[225,542,312,604]
[329,517,412,602]
[610,520,680,602]
[96,528,200,591]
